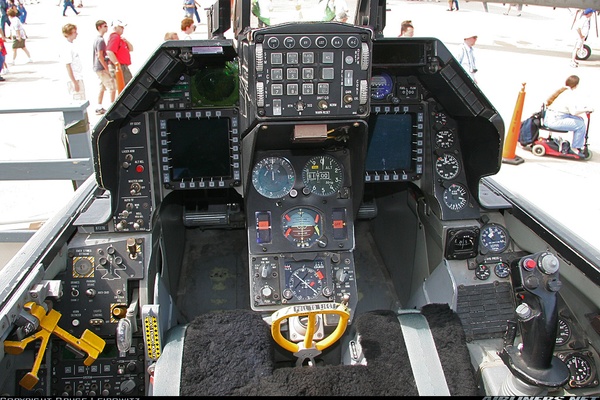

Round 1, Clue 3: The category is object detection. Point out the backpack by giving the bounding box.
[518,110,542,146]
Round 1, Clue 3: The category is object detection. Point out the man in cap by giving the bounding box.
[570,8,595,67]
[455,33,478,83]
[106,19,134,86]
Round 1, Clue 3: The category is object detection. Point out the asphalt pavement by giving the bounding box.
[1,0,599,251]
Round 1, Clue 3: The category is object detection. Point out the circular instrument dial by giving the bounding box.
[494,262,510,278]
[435,129,455,149]
[443,183,468,211]
[475,264,491,280]
[479,223,510,253]
[282,207,324,248]
[287,264,325,301]
[564,352,596,388]
[370,72,393,100]
[434,112,447,127]
[252,156,296,199]
[556,318,572,346]
[435,153,460,180]
[302,155,343,196]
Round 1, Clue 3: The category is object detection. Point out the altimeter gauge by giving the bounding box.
[302,155,343,196]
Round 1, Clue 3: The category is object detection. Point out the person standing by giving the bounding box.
[570,8,594,68]
[59,23,85,100]
[7,6,30,65]
[62,0,79,16]
[183,0,202,24]
[0,35,6,81]
[93,20,115,115]
[0,0,10,40]
[398,20,414,37]
[455,34,478,83]
[544,75,593,157]
[106,19,134,87]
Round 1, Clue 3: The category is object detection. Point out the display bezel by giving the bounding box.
[365,104,424,183]
[158,109,240,190]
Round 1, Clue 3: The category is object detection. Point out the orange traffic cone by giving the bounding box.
[502,82,526,165]
[115,64,125,94]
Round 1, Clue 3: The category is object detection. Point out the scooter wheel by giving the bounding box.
[583,149,593,161]
[576,44,591,61]
[532,144,546,156]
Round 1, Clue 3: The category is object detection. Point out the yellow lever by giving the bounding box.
[270,300,350,355]
[4,302,106,390]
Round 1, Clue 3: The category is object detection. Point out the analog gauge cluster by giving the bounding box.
[251,154,344,199]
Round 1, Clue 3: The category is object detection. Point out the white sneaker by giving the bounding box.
[26,59,33,64]
[570,61,578,68]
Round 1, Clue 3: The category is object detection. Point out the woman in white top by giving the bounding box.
[544,75,593,157]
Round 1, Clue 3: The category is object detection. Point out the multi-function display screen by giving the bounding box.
[366,113,413,171]
[364,107,423,182]
[168,118,232,180]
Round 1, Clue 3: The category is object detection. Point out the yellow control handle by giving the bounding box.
[4,302,106,390]
[270,301,350,354]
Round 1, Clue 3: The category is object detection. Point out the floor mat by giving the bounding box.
[180,305,479,396]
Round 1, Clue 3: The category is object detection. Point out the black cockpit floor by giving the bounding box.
[180,305,479,396]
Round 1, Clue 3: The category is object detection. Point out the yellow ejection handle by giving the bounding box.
[270,298,350,355]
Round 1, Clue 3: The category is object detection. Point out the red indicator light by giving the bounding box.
[333,220,344,229]
[316,270,324,280]
[257,221,270,230]
[135,165,144,173]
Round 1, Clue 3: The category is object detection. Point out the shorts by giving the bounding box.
[12,39,26,49]
[96,70,116,91]
[67,79,86,101]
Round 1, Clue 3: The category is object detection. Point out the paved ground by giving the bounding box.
[1,0,599,251]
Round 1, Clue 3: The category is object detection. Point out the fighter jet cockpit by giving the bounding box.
[1,0,599,396]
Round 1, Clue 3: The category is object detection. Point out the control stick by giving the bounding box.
[499,251,569,391]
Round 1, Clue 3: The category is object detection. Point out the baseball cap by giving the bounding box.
[111,19,127,28]
[583,8,595,15]
[464,34,478,40]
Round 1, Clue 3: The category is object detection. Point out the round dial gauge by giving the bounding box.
[564,352,596,388]
[287,264,325,301]
[282,207,324,248]
[370,72,394,100]
[434,112,448,127]
[252,156,296,199]
[494,262,510,278]
[436,153,460,180]
[302,155,343,196]
[443,183,468,211]
[475,264,491,280]
[435,129,455,149]
[556,318,572,346]
[479,223,510,253]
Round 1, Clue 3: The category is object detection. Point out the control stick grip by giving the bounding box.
[515,252,561,369]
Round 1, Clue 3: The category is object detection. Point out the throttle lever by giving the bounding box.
[499,251,569,388]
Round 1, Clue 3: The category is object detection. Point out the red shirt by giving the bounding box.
[106,32,131,66]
